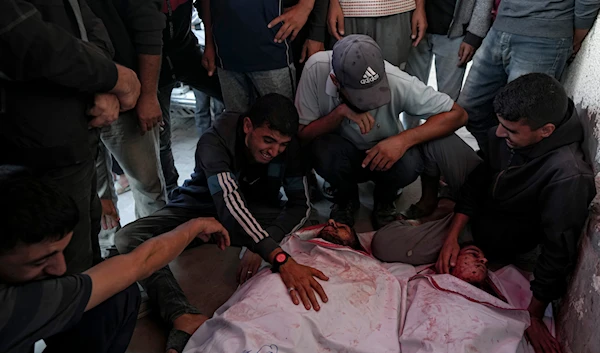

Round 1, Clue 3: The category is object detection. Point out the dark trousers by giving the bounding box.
[44,284,141,353]
[312,134,424,204]
[115,204,279,324]
[158,0,223,194]
[40,133,102,273]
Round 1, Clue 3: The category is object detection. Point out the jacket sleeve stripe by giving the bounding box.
[224,173,269,239]
[217,172,268,243]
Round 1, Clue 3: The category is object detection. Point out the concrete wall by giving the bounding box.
[557,14,600,353]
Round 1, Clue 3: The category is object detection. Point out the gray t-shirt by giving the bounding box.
[295,51,455,150]
[0,274,92,353]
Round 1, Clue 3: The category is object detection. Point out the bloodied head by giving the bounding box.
[450,245,488,284]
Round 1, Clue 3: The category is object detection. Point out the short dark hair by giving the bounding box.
[493,73,568,130]
[247,93,299,136]
[0,165,79,254]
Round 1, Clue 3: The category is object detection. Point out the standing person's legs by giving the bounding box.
[101,112,167,219]
[217,68,254,113]
[95,142,120,256]
[404,34,434,129]
[505,33,572,82]
[457,27,508,151]
[115,207,213,325]
[342,13,413,69]
[430,35,467,101]
[193,88,212,135]
[405,34,434,84]
[43,284,141,353]
[41,152,100,273]
[158,82,181,195]
[248,64,296,101]
[209,96,225,121]
[373,12,413,69]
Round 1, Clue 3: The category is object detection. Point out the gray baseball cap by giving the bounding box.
[332,35,391,111]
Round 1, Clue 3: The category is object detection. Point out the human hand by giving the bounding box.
[88,93,120,128]
[327,0,345,40]
[136,93,162,134]
[457,42,476,66]
[279,258,329,311]
[361,136,408,171]
[411,6,428,47]
[525,317,562,353]
[193,217,230,250]
[435,237,460,274]
[237,249,263,284]
[300,39,325,63]
[341,104,375,134]
[268,2,312,43]
[202,44,217,77]
[111,64,141,111]
[100,199,120,230]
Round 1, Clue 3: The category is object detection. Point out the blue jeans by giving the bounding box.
[193,88,225,136]
[404,34,467,128]
[457,27,572,150]
[406,34,467,101]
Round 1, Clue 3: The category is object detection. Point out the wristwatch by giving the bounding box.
[271,251,290,273]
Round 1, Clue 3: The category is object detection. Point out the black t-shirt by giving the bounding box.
[426,0,457,35]
[0,275,92,353]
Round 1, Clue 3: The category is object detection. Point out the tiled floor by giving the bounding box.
[116,66,478,352]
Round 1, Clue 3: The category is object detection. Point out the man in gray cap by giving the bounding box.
[295,34,470,229]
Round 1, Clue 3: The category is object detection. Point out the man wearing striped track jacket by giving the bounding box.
[115,94,329,342]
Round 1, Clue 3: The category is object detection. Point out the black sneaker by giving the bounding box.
[372,201,399,230]
[330,200,360,227]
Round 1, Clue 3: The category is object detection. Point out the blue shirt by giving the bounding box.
[211,0,293,72]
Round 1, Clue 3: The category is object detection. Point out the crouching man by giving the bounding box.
[115,94,328,353]
[0,166,229,353]
[372,73,596,352]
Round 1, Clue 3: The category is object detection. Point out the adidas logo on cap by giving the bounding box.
[360,67,379,85]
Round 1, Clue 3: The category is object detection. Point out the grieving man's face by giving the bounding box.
[450,245,488,284]
[0,232,72,283]
[318,219,362,250]
[243,117,292,164]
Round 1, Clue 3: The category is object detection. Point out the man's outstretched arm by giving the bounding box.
[84,217,229,311]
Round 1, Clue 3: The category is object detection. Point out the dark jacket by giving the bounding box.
[0,0,117,169]
[169,112,311,259]
[87,0,165,70]
[455,100,596,302]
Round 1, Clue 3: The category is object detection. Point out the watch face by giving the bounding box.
[275,252,287,263]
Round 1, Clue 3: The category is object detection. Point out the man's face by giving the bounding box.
[330,73,368,114]
[0,232,72,283]
[495,115,553,149]
[450,245,488,284]
[243,117,292,164]
[318,219,362,250]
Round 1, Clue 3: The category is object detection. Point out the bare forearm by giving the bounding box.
[446,213,470,241]
[137,54,161,96]
[83,220,199,310]
[398,103,467,150]
[200,0,214,47]
[415,0,425,10]
[298,105,346,141]
[528,296,549,319]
